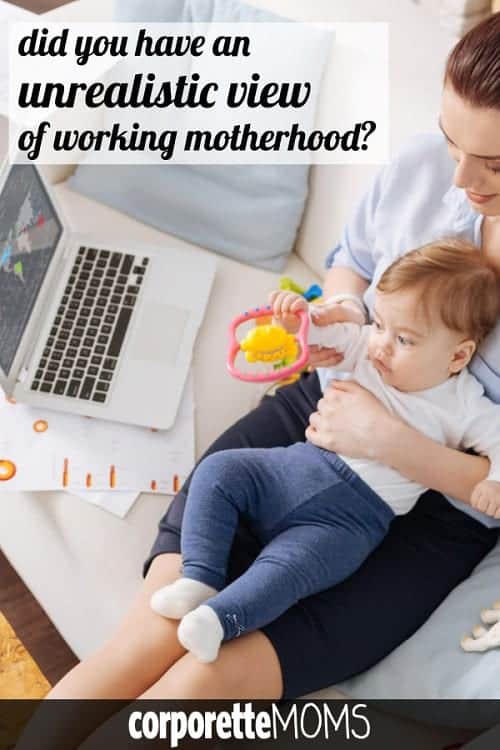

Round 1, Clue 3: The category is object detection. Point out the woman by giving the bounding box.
[49,12,500,705]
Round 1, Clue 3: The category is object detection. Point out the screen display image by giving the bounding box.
[0,165,63,375]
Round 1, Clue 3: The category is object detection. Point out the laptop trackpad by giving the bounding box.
[130,303,190,365]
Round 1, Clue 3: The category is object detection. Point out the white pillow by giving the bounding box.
[69,0,332,271]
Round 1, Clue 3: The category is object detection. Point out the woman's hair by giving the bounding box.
[377,239,500,343]
[445,12,500,108]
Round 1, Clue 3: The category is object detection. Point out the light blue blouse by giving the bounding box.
[326,133,500,528]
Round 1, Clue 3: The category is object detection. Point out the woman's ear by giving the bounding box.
[449,339,476,374]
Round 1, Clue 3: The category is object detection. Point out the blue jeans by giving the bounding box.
[181,442,395,640]
[146,372,498,698]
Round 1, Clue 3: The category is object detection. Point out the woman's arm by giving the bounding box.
[312,267,370,326]
[310,163,386,358]
[376,414,489,503]
[322,266,370,302]
[306,381,489,504]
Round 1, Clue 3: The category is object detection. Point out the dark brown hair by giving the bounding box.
[445,12,500,108]
[377,239,500,343]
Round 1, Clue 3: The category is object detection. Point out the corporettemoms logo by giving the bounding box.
[274,702,371,740]
[129,702,371,746]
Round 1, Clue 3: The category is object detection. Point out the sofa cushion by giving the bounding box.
[311,536,500,727]
[69,0,332,272]
[116,0,283,23]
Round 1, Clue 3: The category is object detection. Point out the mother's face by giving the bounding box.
[440,84,500,217]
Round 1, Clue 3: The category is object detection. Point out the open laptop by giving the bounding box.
[0,162,216,429]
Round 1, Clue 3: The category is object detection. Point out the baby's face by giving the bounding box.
[367,287,470,392]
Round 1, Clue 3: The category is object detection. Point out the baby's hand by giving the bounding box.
[268,291,308,333]
[471,480,500,519]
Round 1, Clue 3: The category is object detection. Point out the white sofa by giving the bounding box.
[420,0,491,34]
[0,0,462,696]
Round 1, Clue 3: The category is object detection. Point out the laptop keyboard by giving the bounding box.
[30,246,149,404]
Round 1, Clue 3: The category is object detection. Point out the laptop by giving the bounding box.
[0,162,216,429]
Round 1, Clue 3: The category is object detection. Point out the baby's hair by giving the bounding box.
[377,239,500,343]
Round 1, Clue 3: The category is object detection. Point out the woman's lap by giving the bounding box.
[144,372,499,699]
[262,490,497,697]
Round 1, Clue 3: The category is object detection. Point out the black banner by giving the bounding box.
[1,700,499,750]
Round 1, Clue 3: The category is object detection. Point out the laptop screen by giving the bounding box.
[0,165,63,375]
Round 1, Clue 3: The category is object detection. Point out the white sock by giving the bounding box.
[177,605,224,663]
[150,578,218,620]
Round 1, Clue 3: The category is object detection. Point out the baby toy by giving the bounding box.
[461,601,500,652]
[227,306,310,383]
[280,276,323,302]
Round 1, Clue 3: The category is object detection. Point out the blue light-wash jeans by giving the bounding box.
[181,442,395,640]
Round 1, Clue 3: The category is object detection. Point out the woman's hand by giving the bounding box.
[306,380,393,459]
[306,380,490,502]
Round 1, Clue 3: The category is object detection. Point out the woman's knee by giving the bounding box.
[96,625,183,697]
[106,553,186,667]
[142,631,283,699]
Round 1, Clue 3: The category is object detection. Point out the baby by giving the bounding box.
[151,239,500,662]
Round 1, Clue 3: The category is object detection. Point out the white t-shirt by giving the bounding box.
[309,321,500,515]
[326,132,500,527]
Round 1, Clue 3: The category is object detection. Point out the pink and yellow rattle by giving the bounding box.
[227,306,310,383]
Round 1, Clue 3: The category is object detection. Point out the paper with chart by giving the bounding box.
[0,372,194,492]
[70,489,142,519]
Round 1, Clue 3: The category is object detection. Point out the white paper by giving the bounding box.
[70,490,140,518]
[0,372,194,492]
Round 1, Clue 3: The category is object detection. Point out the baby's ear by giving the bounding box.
[449,339,476,374]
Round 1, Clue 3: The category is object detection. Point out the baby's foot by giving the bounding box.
[480,601,500,624]
[461,622,500,652]
[177,605,224,663]
[150,578,217,619]
[461,624,488,652]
